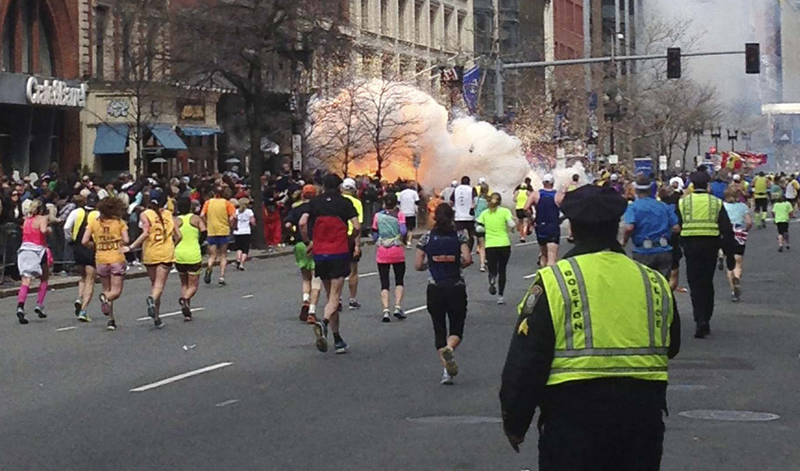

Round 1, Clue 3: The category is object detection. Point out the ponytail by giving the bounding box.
[433,203,455,234]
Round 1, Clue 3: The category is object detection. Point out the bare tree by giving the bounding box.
[173,0,351,247]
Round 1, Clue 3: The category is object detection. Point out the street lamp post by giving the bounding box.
[693,128,704,156]
[710,127,722,151]
[727,129,739,152]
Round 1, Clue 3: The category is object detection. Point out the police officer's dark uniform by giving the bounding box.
[677,171,735,339]
[500,185,681,471]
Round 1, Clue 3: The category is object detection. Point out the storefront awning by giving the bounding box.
[94,124,129,155]
[150,124,188,151]
[180,125,222,137]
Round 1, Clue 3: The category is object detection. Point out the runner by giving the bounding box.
[752,171,769,229]
[476,192,515,305]
[773,194,794,252]
[82,197,129,331]
[622,176,680,280]
[371,193,408,322]
[201,186,236,286]
[175,197,206,321]
[286,185,322,324]
[398,183,421,249]
[452,176,477,251]
[64,193,99,322]
[722,188,751,302]
[15,200,52,325]
[299,174,361,354]
[659,183,683,291]
[127,190,181,329]
[233,198,255,271]
[524,174,565,267]
[441,181,457,206]
[474,182,489,272]
[415,203,472,385]
[514,178,532,243]
[342,178,364,310]
[785,174,799,210]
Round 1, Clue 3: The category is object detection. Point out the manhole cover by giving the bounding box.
[406,416,502,425]
[668,384,709,391]
[679,410,780,422]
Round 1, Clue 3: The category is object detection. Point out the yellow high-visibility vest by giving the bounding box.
[679,192,722,237]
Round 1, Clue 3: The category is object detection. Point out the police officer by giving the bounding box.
[678,171,734,339]
[500,185,681,471]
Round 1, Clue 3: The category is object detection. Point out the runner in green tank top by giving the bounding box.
[175,198,206,321]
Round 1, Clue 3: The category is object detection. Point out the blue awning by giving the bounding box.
[150,124,188,151]
[180,126,223,137]
[93,124,129,155]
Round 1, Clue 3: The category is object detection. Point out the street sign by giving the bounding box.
[675,159,682,169]
[292,134,302,171]
[659,155,668,171]
[608,154,619,164]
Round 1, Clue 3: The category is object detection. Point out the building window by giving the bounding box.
[398,0,407,40]
[444,7,453,50]
[361,0,369,30]
[381,0,389,35]
[430,4,438,49]
[122,20,132,79]
[95,5,109,79]
[1,0,57,75]
[415,1,423,43]
[457,12,465,50]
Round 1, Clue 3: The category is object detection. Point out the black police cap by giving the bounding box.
[561,184,628,225]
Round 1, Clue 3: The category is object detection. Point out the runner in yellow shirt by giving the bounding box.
[128,189,181,329]
[201,186,236,285]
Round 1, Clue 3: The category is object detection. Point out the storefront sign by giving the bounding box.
[26,77,87,108]
[179,102,205,121]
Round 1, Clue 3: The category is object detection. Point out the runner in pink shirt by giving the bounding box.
[372,194,408,322]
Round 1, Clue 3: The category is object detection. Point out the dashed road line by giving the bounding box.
[130,362,233,392]
[137,307,205,322]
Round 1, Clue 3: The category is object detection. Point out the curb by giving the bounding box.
[0,233,423,300]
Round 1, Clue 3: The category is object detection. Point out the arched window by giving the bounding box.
[0,0,57,75]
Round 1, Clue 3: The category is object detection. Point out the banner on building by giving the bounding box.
[462,66,481,115]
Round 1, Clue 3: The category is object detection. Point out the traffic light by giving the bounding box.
[746,43,760,74]
[667,48,681,79]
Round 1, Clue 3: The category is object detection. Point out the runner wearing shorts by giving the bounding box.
[514,179,532,243]
[342,178,364,310]
[64,193,99,322]
[286,185,322,324]
[524,174,565,267]
[233,198,255,271]
[175,197,206,321]
[83,197,129,331]
[300,174,360,354]
[201,187,236,286]
[128,189,181,329]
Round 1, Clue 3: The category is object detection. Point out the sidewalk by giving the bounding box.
[0,233,424,299]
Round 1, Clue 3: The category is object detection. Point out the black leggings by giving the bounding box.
[486,246,511,296]
[427,283,468,349]
[378,262,406,290]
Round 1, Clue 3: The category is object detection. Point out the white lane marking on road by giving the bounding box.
[215,399,240,408]
[137,307,205,322]
[130,362,233,392]
[515,241,536,247]
[523,273,537,279]
[359,272,379,278]
[242,294,254,299]
[56,326,77,332]
[405,306,427,314]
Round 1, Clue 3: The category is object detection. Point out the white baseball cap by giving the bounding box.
[542,174,555,183]
[732,174,742,181]
[478,177,486,184]
[342,178,357,190]
[610,173,619,181]
[451,180,458,187]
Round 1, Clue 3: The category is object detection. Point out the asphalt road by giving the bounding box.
[0,225,798,471]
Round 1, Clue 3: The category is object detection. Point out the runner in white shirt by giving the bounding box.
[233,198,255,271]
[441,181,457,206]
[450,176,477,251]
[398,184,421,248]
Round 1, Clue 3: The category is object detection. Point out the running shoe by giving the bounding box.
[204,268,212,285]
[179,298,193,321]
[99,293,111,316]
[566,237,575,244]
[313,321,329,352]
[74,299,82,317]
[732,278,742,301]
[497,296,505,305]
[779,246,784,253]
[34,305,47,319]
[16,308,28,325]
[218,277,227,286]
[348,299,361,310]
[519,238,526,244]
[394,307,407,320]
[731,291,739,303]
[479,264,486,273]
[146,296,157,319]
[441,346,458,377]
[107,320,116,331]
[299,302,310,322]
[306,313,318,325]
[334,339,349,354]
[77,310,91,322]
[154,317,164,329]
[382,310,391,323]
[716,257,724,271]
[787,245,792,251]
[441,370,454,385]
[238,265,246,272]
[489,277,497,296]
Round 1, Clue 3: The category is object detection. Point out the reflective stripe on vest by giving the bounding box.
[539,252,672,385]
[679,193,721,237]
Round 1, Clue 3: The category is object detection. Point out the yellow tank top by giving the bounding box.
[90,217,127,265]
[175,214,202,264]
[142,209,176,265]
[516,188,529,210]
[753,176,768,197]
[72,208,99,241]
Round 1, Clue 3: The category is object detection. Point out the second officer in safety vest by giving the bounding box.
[500,185,681,471]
